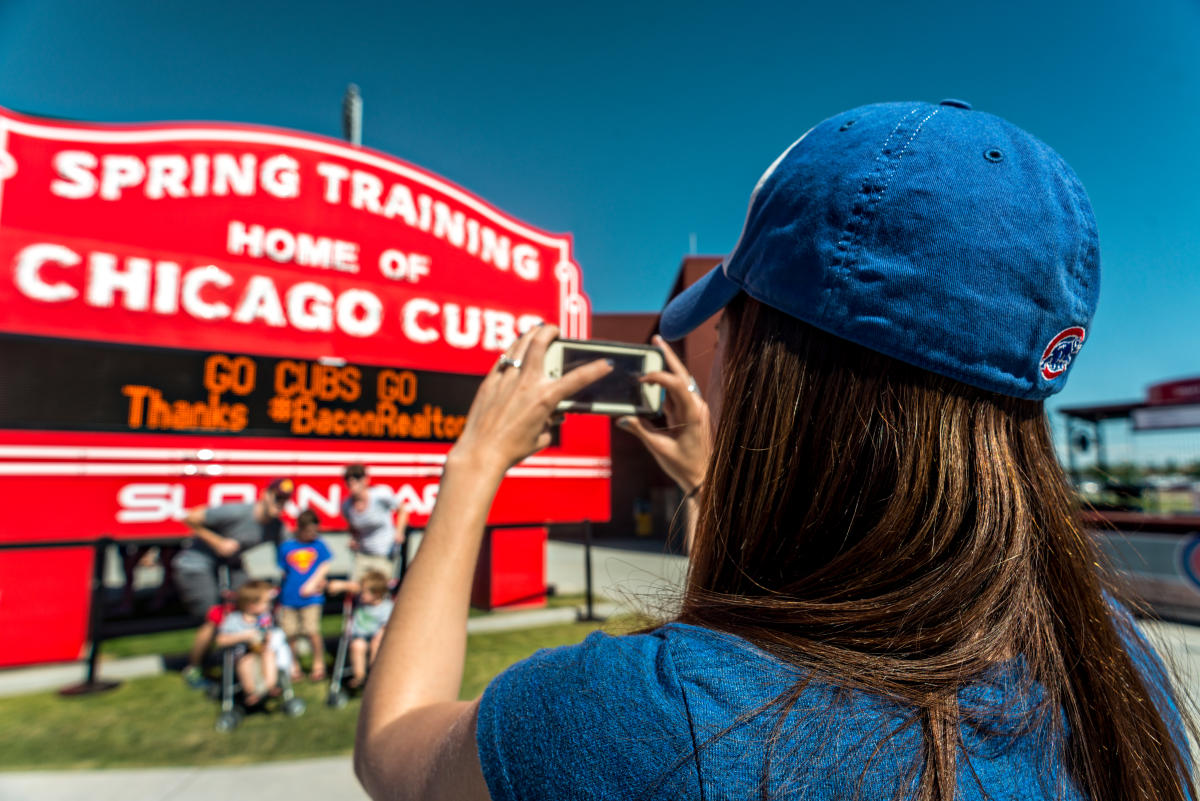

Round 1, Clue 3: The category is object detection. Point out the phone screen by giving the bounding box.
[561,347,646,406]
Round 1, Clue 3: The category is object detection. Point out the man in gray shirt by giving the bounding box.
[177,478,292,688]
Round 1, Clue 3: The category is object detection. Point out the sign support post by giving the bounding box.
[59,537,120,696]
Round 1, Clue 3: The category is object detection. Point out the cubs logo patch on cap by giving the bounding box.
[1039,327,1086,380]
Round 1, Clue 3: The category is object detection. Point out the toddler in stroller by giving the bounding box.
[325,569,394,707]
[210,579,305,731]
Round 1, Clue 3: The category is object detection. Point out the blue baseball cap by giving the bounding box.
[660,100,1099,400]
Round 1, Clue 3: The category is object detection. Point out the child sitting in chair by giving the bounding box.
[214,581,278,706]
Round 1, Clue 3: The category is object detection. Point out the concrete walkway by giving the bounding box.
[0,757,366,801]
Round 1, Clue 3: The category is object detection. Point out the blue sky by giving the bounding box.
[1,0,1198,458]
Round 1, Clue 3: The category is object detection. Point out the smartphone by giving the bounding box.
[543,339,665,416]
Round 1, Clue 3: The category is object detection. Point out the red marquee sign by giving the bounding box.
[0,107,608,666]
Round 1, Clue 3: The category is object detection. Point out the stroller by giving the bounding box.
[325,591,358,710]
[210,569,307,732]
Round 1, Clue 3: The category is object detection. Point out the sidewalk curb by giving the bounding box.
[0,755,365,801]
[466,606,578,633]
[0,654,164,698]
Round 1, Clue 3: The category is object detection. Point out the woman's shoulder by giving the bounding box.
[481,624,701,715]
[476,623,740,801]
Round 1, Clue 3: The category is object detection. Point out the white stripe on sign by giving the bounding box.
[0,445,609,468]
[0,462,610,479]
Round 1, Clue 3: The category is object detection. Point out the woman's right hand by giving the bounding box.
[617,335,711,494]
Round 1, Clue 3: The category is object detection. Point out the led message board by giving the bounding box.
[0,336,478,442]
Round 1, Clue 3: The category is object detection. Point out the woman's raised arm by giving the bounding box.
[354,324,611,801]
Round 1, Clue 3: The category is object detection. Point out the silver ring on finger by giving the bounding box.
[686,376,700,394]
[497,354,522,371]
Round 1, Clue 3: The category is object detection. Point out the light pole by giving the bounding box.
[342,83,362,146]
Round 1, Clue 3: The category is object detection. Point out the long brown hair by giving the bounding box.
[679,294,1193,800]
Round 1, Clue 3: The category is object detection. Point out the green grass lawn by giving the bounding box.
[0,617,636,771]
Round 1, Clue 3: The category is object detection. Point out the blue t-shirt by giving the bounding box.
[477,616,1184,801]
[276,538,332,608]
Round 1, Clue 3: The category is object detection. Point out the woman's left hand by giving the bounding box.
[616,335,711,494]
[448,324,612,476]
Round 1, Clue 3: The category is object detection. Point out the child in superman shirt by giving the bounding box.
[277,509,332,681]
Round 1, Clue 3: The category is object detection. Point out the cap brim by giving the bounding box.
[659,264,741,341]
